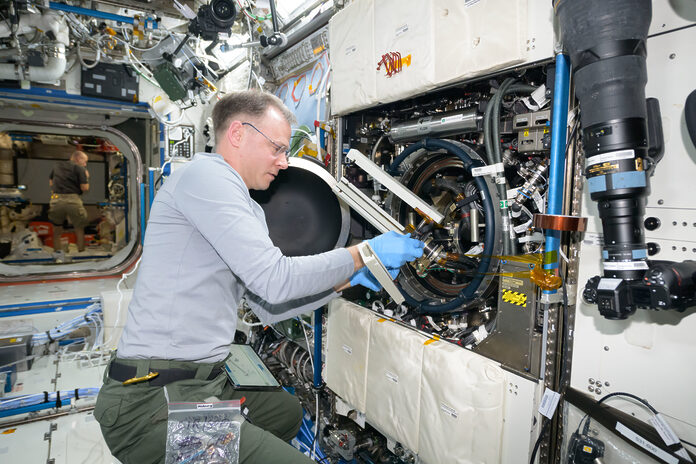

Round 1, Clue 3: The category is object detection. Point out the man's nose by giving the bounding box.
[278,157,289,169]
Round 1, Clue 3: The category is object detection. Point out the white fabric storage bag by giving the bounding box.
[418,339,507,464]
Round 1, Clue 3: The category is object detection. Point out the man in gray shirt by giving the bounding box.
[95,90,423,464]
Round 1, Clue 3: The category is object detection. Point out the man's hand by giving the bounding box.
[349,266,400,292]
[85,169,90,179]
[366,231,425,268]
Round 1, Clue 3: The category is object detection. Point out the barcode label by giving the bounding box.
[538,388,561,419]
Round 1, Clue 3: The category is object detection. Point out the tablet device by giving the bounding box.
[223,344,282,391]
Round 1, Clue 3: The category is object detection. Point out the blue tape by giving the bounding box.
[0,401,61,418]
[0,297,97,311]
[611,171,646,189]
[49,2,158,28]
[588,175,607,193]
[0,303,96,318]
[632,249,648,259]
[602,250,609,259]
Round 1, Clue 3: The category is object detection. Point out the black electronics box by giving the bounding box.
[81,63,139,102]
[0,334,33,373]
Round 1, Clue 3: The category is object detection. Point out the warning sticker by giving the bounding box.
[587,161,619,177]
[502,290,527,307]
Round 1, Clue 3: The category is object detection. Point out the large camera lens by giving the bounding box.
[211,0,236,24]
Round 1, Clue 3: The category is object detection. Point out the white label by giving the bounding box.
[440,114,464,124]
[385,370,399,383]
[496,176,507,184]
[466,244,483,256]
[84,82,94,89]
[342,344,353,355]
[514,221,532,234]
[345,45,357,56]
[597,278,623,291]
[650,414,680,446]
[196,403,214,409]
[173,0,196,19]
[121,88,126,97]
[538,388,561,419]
[352,410,366,428]
[586,149,635,167]
[519,231,544,243]
[128,89,136,95]
[472,162,504,177]
[440,402,458,419]
[616,422,678,464]
[92,74,106,81]
[507,188,519,199]
[675,448,694,463]
[603,260,649,271]
[583,233,604,246]
[360,137,368,144]
[395,24,409,37]
[533,190,545,213]
[96,84,102,94]
[531,84,548,108]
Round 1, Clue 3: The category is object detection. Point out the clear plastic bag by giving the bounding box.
[165,400,242,464]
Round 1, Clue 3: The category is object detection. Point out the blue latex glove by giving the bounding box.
[349,266,400,291]
[367,231,425,268]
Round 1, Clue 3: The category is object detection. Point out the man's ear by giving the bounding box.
[226,120,244,148]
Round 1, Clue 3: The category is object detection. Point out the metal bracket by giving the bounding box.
[345,149,444,224]
[358,241,405,305]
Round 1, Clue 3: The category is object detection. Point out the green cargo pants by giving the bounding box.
[95,355,315,464]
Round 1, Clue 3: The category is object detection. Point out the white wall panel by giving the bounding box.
[570,22,696,448]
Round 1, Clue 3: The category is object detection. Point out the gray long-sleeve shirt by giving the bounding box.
[117,152,354,362]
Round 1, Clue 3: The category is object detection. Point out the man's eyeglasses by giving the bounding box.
[242,122,290,160]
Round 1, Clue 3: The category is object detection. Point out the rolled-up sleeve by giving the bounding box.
[173,160,355,305]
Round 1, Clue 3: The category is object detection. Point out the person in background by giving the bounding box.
[95,90,424,463]
[48,150,90,253]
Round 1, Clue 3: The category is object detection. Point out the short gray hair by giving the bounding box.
[70,150,87,161]
[212,90,296,142]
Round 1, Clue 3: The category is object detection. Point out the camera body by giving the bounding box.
[189,0,237,41]
[583,260,696,319]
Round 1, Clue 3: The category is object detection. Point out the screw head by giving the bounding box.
[588,386,595,392]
